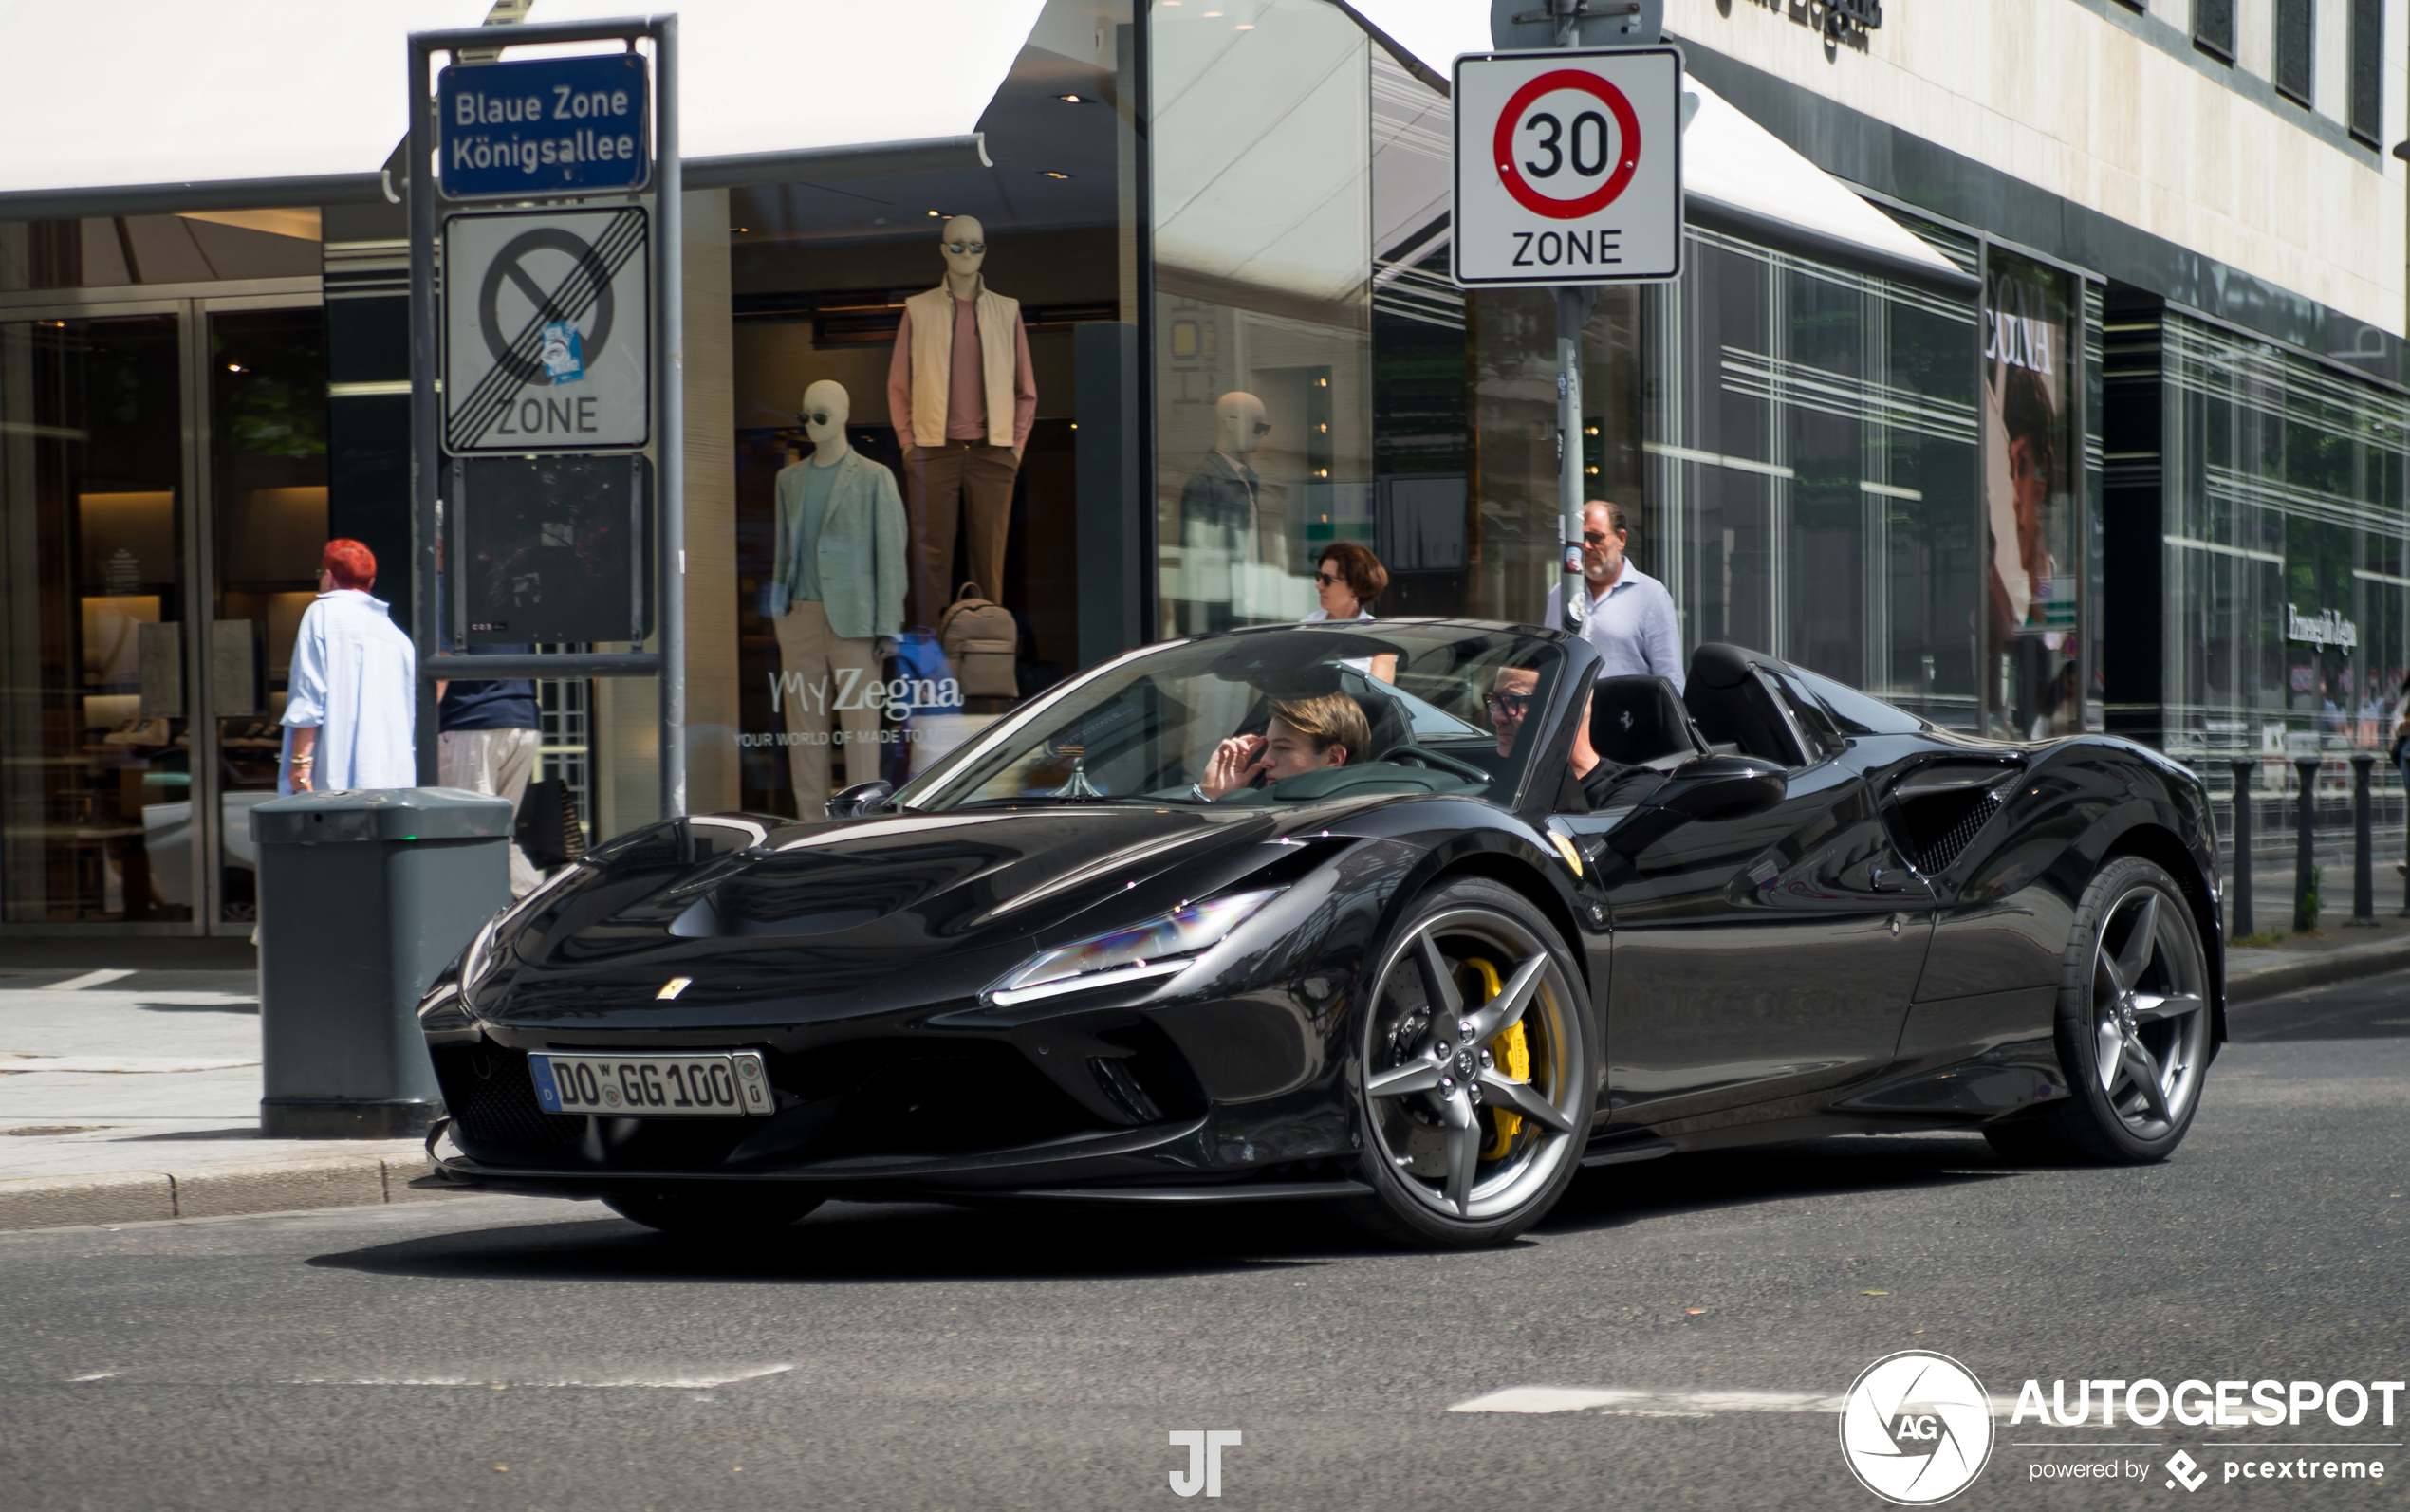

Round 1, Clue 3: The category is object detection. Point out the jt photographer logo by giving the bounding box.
[1841,1352,1996,1505]
[1167,1430,1239,1498]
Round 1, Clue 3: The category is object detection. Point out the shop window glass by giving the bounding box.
[0,316,193,921]
[1647,229,1983,728]
[725,0,1140,821]
[2160,312,2410,759]
[0,212,322,293]
[1153,0,1371,636]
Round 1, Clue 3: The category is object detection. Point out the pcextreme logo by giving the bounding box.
[1840,1351,1996,1505]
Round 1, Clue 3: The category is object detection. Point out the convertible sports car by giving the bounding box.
[417,620,2222,1246]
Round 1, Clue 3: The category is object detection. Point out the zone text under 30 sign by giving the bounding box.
[442,206,650,454]
[1452,47,1682,286]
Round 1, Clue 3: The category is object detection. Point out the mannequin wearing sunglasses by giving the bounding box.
[1175,390,1286,632]
[769,379,907,819]
[884,214,1036,626]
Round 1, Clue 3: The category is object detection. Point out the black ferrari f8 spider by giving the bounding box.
[418,621,2222,1245]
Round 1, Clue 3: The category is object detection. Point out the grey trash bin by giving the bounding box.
[252,787,514,1138]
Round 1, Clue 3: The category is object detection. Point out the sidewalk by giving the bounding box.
[0,965,473,1232]
[2224,862,2410,1003]
[1,885,2402,1235]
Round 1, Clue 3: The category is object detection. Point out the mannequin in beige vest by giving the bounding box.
[884,214,1037,627]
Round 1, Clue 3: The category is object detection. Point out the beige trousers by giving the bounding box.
[437,726,543,897]
[773,599,881,820]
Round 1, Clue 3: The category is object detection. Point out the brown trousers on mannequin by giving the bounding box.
[772,599,881,820]
[905,441,1017,624]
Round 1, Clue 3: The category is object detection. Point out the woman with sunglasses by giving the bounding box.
[1301,541,1397,684]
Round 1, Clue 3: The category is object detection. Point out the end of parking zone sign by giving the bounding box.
[1453,47,1682,286]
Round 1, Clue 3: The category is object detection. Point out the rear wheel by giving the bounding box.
[1983,856,2213,1165]
[1341,878,1594,1247]
[602,1185,823,1239]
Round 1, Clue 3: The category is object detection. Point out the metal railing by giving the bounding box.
[2197,754,2406,935]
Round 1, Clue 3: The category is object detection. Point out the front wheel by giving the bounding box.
[1340,878,1594,1247]
[602,1185,824,1239]
[1984,856,2214,1165]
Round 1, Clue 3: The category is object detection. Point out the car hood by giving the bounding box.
[480,804,1303,1027]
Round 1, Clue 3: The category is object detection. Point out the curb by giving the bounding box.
[2228,937,2410,1005]
[0,1152,473,1234]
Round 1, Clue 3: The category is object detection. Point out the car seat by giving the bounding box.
[1587,675,1705,769]
[1682,643,1809,766]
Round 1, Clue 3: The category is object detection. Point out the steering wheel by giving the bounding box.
[1371,742,1491,784]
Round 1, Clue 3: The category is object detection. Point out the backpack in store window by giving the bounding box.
[936,581,1020,699]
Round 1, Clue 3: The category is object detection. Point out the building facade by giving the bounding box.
[0,0,2402,932]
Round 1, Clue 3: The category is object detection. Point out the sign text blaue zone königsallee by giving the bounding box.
[437,51,650,199]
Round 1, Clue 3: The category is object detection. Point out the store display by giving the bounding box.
[769,378,908,819]
[885,214,1037,625]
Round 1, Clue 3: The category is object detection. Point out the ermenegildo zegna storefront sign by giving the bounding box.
[437,51,651,198]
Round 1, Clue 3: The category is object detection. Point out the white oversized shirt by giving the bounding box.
[1543,562,1685,693]
[280,589,418,792]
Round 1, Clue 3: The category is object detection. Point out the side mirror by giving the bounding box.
[826,780,895,820]
[1606,755,1787,856]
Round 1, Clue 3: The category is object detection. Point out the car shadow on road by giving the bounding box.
[307,1197,1385,1285]
[311,1136,2019,1282]
[1538,1134,2016,1238]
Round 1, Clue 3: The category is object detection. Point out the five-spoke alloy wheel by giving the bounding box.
[1985,856,2213,1164]
[1345,878,1593,1245]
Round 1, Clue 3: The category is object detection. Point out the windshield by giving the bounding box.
[896,623,1567,812]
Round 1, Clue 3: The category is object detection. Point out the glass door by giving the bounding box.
[202,303,327,930]
[0,309,200,924]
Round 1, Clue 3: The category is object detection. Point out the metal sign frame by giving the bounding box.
[408,14,687,818]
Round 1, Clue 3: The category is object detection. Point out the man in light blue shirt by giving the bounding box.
[1542,500,1684,693]
[280,539,417,792]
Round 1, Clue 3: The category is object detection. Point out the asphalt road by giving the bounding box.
[3,977,2407,1511]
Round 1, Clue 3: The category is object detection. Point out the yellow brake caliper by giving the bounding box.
[1457,959,1529,1159]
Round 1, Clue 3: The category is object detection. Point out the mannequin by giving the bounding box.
[770,378,907,819]
[885,214,1037,626]
[1177,391,1277,631]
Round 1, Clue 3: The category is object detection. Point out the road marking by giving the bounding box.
[40,969,136,991]
[1451,1386,2027,1418]
[65,1372,119,1382]
[287,1364,795,1391]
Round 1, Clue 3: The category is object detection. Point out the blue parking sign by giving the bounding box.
[437,52,650,199]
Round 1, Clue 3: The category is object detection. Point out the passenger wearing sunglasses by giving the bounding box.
[1299,540,1397,683]
[1541,499,1684,694]
[1488,661,1663,812]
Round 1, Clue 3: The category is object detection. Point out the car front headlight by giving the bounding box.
[985,888,1284,1006]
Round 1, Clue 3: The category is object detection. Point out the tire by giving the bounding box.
[1982,856,2213,1165]
[602,1185,824,1239]
[1338,877,1595,1247]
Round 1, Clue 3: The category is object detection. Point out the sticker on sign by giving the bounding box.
[443,206,650,454]
[1453,47,1682,286]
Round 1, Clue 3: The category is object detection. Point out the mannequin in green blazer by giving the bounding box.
[769,379,907,818]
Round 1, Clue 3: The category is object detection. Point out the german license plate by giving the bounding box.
[529,1051,773,1118]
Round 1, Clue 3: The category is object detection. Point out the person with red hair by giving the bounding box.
[281,539,417,792]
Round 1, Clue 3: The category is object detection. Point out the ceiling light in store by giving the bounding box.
[1055,93,1085,103]
[226,363,243,373]
[1203,9,1222,14]
[1236,22,1254,28]
[1040,170,1073,179]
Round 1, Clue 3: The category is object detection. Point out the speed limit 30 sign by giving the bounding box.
[1453,47,1682,286]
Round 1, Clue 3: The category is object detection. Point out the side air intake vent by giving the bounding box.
[1887,762,2018,876]
[1916,791,2000,874]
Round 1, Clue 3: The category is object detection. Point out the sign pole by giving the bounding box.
[408,37,442,786]
[655,16,685,820]
[1550,1,1585,636]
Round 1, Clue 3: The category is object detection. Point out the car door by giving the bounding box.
[1570,659,1933,1126]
